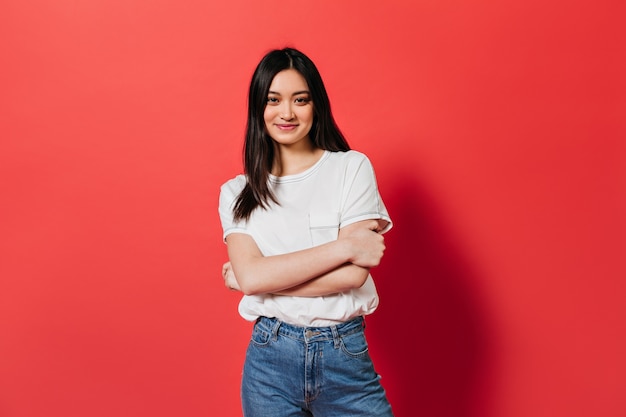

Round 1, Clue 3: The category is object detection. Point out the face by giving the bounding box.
[264,69,314,149]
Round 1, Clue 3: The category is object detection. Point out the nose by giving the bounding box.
[279,101,294,120]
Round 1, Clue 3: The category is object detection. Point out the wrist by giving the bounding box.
[333,236,354,264]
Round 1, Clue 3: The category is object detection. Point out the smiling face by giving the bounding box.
[263,69,314,149]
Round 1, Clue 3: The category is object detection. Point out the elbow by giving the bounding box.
[236,275,265,296]
[354,275,369,289]
[348,267,370,289]
[237,281,257,296]
[240,286,261,296]
[233,266,283,295]
[229,265,264,295]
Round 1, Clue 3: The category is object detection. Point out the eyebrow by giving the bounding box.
[267,90,311,96]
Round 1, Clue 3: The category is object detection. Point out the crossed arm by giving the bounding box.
[222,219,388,297]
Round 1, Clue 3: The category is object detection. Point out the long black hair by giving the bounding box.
[233,47,350,221]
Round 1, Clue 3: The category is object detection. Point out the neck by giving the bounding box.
[272,144,324,177]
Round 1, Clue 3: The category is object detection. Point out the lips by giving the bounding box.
[275,124,298,130]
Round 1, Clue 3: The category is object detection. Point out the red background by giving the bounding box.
[1,1,624,416]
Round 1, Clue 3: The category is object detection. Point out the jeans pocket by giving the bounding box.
[250,323,272,347]
[340,330,370,358]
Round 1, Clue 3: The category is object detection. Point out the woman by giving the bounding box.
[219,47,394,416]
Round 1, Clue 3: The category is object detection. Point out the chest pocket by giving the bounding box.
[309,212,340,247]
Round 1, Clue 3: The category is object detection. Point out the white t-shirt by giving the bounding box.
[218,150,392,326]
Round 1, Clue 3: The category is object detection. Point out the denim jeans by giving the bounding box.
[241,316,394,417]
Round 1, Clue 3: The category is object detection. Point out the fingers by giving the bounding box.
[222,261,241,291]
[343,225,386,268]
[339,219,383,238]
[222,261,231,278]
[367,219,381,232]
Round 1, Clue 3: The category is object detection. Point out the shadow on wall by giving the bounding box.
[367,172,494,417]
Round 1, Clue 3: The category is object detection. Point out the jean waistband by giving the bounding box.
[255,316,365,344]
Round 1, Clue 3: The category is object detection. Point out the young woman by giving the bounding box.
[219,47,394,417]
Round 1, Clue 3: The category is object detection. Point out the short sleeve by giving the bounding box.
[218,175,251,242]
[340,153,393,234]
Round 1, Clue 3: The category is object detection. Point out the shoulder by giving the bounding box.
[219,174,246,201]
[221,174,246,192]
[326,149,372,168]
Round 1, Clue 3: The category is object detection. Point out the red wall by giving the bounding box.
[1,1,624,416]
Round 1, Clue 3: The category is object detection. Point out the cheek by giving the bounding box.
[263,108,274,125]
[299,108,314,123]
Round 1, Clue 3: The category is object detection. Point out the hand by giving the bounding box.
[222,261,241,291]
[338,220,386,268]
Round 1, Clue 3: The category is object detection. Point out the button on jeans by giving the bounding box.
[241,316,394,417]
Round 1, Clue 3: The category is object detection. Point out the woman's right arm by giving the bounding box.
[223,259,371,296]
[225,219,385,295]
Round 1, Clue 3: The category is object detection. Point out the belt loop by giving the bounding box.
[331,325,341,348]
[271,318,281,341]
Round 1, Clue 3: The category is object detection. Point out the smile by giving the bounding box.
[275,124,298,130]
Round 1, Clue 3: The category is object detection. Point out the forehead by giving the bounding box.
[268,69,309,93]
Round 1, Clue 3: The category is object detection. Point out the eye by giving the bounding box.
[266,97,279,104]
[294,97,311,105]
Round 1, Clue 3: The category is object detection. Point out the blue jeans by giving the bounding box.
[241,316,394,417]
